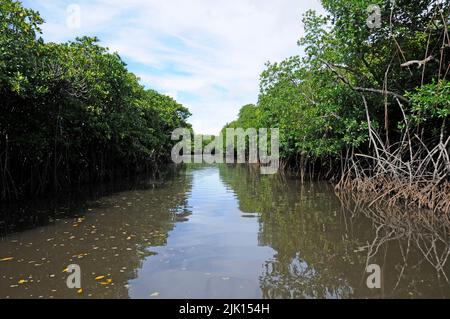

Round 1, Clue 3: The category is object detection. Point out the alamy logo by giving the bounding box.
[366,4,382,29]
[66,4,82,30]
[171,128,280,174]
[366,1,396,29]
[366,264,381,289]
[66,264,81,289]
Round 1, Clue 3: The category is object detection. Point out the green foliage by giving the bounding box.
[224,0,449,170]
[0,0,191,199]
[406,81,450,125]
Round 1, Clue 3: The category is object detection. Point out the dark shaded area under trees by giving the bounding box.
[0,0,191,201]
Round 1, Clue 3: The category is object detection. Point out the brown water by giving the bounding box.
[0,164,449,299]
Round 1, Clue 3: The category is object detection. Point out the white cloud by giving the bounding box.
[24,0,326,134]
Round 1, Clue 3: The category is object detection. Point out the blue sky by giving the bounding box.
[23,0,325,135]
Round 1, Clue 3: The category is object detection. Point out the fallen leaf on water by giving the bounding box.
[99,278,113,285]
[0,257,14,261]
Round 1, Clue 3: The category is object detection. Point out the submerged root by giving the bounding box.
[338,176,450,214]
[335,191,450,286]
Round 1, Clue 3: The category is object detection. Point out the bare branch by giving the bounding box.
[401,55,434,68]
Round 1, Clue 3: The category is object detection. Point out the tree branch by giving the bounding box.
[401,55,434,68]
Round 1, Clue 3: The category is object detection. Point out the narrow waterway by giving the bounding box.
[1,165,449,299]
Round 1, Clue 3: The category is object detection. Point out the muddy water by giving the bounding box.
[0,165,449,299]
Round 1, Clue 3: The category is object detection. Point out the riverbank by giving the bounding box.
[221,1,449,216]
[336,175,450,214]
[0,1,191,202]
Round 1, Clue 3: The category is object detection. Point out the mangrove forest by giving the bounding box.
[223,0,450,213]
[0,0,450,302]
[0,0,191,201]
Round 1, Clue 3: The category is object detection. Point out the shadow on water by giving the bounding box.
[0,165,193,298]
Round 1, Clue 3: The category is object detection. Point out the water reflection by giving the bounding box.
[336,191,450,297]
[0,168,193,298]
[1,164,449,299]
[219,164,450,298]
[127,166,273,299]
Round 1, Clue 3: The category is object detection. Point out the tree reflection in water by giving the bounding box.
[2,164,449,298]
[219,164,450,299]
[0,166,193,299]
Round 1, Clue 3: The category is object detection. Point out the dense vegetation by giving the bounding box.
[224,0,450,212]
[0,0,191,200]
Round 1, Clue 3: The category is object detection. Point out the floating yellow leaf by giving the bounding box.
[99,278,113,285]
[0,257,14,261]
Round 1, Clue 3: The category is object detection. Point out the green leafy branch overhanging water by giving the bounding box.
[223,0,450,213]
[0,0,191,201]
